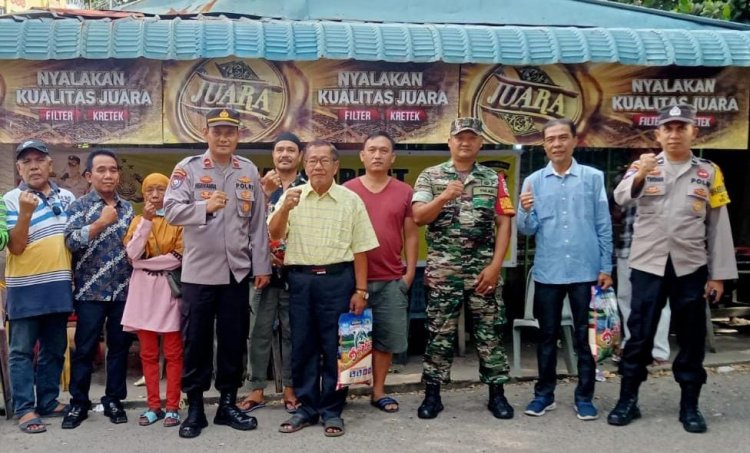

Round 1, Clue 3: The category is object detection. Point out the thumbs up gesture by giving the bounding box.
[520,182,534,211]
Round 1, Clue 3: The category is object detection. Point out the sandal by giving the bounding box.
[371,396,399,413]
[323,417,345,437]
[238,399,266,413]
[40,403,68,418]
[284,399,301,414]
[19,416,47,434]
[279,413,315,434]
[163,411,181,428]
[139,409,165,426]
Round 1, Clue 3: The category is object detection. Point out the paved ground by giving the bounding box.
[2,366,749,453]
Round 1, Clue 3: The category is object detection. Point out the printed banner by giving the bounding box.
[303,60,459,143]
[460,64,750,149]
[162,58,307,144]
[162,59,459,144]
[0,59,162,145]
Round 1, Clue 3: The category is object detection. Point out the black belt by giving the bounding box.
[287,262,352,275]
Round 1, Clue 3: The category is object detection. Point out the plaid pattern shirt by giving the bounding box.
[615,204,636,259]
[64,191,134,302]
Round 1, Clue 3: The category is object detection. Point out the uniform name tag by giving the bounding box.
[473,187,496,197]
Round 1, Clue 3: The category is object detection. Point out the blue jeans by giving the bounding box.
[533,281,596,402]
[9,313,69,417]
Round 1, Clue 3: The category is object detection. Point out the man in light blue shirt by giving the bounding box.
[516,118,612,421]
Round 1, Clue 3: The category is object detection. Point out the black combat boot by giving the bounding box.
[607,378,641,426]
[488,384,514,419]
[214,390,258,431]
[179,392,209,439]
[417,382,444,419]
[679,383,707,433]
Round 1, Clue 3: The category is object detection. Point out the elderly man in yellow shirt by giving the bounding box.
[269,139,378,438]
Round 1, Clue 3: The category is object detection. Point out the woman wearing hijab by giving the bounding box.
[122,173,184,428]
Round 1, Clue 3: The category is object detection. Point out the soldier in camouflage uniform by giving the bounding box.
[412,117,515,420]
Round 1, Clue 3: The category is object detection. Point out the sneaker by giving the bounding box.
[524,397,556,416]
[575,401,599,420]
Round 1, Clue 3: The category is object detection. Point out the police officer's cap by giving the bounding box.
[15,139,50,159]
[450,117,483,136]
[206,108,241,128]
[656,104,696,126]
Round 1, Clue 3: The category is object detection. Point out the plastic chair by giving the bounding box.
[512,266,577,377]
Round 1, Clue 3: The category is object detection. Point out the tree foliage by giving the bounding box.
[614,0,750,23]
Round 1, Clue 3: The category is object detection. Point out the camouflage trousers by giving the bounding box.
[422,273,509,385]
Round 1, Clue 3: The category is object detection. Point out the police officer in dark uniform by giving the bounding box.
[610,104,738,433]
[164,108,272,439]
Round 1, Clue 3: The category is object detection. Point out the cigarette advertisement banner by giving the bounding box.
[162,58,459,144]
[460,64,749,149]
[0,59,163,145]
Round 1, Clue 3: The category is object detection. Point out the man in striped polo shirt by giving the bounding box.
[4,140,76,433]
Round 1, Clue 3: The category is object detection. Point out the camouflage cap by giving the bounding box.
[450,117,483,136]
[206,108,241,127]
[656,103,696,126]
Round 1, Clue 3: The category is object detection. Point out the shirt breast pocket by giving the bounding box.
[686,184,708,219]
[534,194,555,221]
[236,189,254,218]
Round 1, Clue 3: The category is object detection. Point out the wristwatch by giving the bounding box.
[355,288,369,300]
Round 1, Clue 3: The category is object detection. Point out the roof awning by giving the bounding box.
[1,15,749,66]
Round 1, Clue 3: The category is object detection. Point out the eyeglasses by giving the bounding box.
[305,158,334,167]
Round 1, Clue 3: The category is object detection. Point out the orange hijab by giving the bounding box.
[123,173,183,258]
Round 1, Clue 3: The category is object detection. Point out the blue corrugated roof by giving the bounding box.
[1,16,749,66]
[117,0,750,31]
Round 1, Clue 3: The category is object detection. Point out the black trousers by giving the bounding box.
[180,274,250,394]
[619,259,707,385]
[288,265,353,423]
[533,281,596,402]
[69,300,135,408]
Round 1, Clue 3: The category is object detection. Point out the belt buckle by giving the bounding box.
[312,267,326,275]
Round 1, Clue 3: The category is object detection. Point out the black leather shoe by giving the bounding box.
[607,397,641,426]
[213,391,258,431]
[417,383,444,419]
[179,413,209,438]
[61,404,88,429]
[180,393,208,439]
[103,399,128,424]
[679,408,707,433]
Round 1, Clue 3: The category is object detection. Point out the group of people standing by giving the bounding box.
[0,103,738,439]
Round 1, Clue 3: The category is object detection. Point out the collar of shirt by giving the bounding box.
[19,180,61,195]
[300,181,342,201]
[88,189,124,207]
[542,158,580,178]
[201,149,242,169]
[654,151,699,167]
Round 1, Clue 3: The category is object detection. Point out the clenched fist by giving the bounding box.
[636,153,658,178]
[261,169,282,197]
[439,180,464,203]
[99,205,118,225]
[142,201,156,221]
[207,191,228,214]
[282,188,302,212]
[18,191,39,217]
